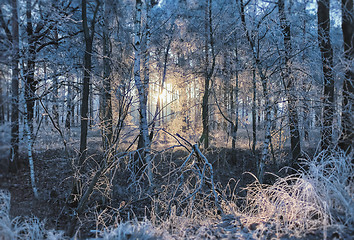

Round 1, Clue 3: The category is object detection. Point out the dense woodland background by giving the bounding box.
[0,0,353,239]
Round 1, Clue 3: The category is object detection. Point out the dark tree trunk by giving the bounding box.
[79,45,91,164]
[318,0,335,150]
[0,78,4,124]
[232,44,239,149]
[101,0,113,151]
[25,0,37,134]
[200,0,215,149]
[278,0,301,165]
[338,0,354,153]
[52,73,59,127]
[9,0,19,173]
[65,78,72,130]
[79,0,99,165]
[67,0,100,234]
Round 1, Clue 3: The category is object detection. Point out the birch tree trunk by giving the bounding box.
[318,0,335,151]
[24,95,38,199]
[9,0,19,173]
[232,44,239,149]
[252,69,257,154]
[338,0,353,153]
[239,0,271,183]
[134,0,153,184]
[278,0,301,165]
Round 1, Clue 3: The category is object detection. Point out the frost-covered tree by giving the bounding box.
[318,0,335,151]
[78,0,100,165]
[338,0,353,153]
[278,0,301,165]
[133,0,153,184]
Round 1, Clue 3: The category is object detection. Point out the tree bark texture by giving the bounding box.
[232,44,239,149]
[252,69,257,154]
[338,0,353,153]
[239,0,272,183]
[79,0,99,165]
[278,0,301,165]
[0,80,4,124]
[25,0,37,133]
[134,0,153,183]
[101,0,113,152]
[318,0,335,151]
[9,0,19,173]
[201,0,215,149]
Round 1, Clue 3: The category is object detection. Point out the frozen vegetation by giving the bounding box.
[1,150,352,239]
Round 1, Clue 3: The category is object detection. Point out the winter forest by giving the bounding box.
[0,0,353,239]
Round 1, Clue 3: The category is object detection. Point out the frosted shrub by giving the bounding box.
[100,220,163,240]
[304,150,353,226]
[239,150,353,237]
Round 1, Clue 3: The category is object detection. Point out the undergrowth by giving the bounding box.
[0,150,352,239]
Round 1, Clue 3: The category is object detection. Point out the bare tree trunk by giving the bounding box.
[318,0,335,151]
[101,0,113,152]
[65,77,72,130]
[239,0,271,183]
[52,71,59,127]
[278,0,301,165]
[300,1,310,142]
[25,0,37,135]
[9,0,19,173]
[0,79,4,124]
[24,95,38,199]
[67,0,100,214]
[252,69,257,153]
[201,0,216,149]
[231,43,239,149]
[134,0,153,184]
[338,0,353,153]
[79,0,100,165]
[89,83,93,129]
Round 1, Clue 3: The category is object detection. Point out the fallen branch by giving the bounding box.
[170,133,224,215]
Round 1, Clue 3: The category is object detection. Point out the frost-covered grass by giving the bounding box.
[0,150,352,239]
[98,220,163,240]
[228,150,353,238]
[237,173,328,237]
[0,190,65,240]
[303,151,353,226]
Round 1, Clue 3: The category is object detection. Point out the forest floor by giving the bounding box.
[0,124,353,239]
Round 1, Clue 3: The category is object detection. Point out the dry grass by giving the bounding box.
[1,149,352,239]
[303,150,353,226]
[238,173,328,237]
[225,149,353,238]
